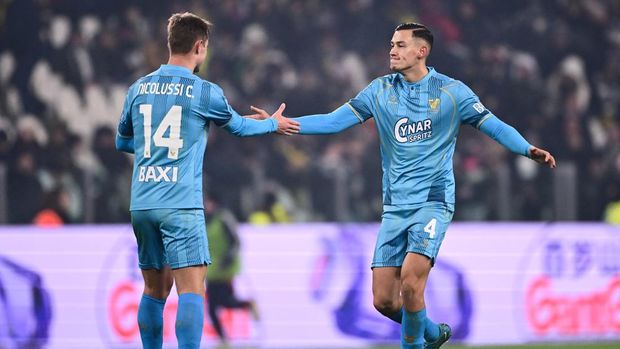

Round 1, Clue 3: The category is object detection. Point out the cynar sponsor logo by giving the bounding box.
[393,117,432,143]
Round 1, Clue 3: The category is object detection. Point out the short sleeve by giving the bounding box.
[347,80,377,122]
[455,82,492,129]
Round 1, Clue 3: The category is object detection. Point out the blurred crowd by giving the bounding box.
[1,0,619,224]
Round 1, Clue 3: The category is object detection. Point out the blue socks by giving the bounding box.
[401,308,426,349]
[424,315,440,342]
[176,293,204,349]
[388,307,440,342]
[137,294,166,349]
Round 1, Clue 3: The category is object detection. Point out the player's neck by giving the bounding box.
[167,55,196,73]
[401,64,429,83]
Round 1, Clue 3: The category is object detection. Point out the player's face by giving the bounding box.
[193,39,208,73]
[389,30,425,72]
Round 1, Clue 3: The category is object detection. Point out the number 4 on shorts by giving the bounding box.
[424,218,437,238]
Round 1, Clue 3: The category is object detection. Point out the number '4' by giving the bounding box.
[424,218,437,238]
[139,104,184,160]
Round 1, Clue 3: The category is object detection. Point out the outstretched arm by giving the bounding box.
[247,79,376,135]
[248,104,362,135]
[223,103,300,136]
[294,104,363,135]
[479,116,556,168]
[223,112,278,136]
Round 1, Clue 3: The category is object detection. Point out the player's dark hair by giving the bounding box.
[167,12,212,55]
[395,22,433,51]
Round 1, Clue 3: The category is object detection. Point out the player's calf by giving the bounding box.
[138,294,166,349]
[176,293,204,349]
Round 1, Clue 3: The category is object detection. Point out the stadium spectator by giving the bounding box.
[2,0,620,223]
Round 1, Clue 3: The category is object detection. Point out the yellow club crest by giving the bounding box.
[429,98,440,110]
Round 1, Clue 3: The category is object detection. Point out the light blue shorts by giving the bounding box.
[372,202,454,268]
[131,209,211,270]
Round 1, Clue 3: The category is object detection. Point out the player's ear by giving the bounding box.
[418,45,428,59]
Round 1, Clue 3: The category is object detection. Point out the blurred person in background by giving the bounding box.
[32,186,71,226]
[7,149,42,224]
[3,0,45,114]
[204,194,258,347]
[253,22,556,349]
[91,125,132,223]
[248,190,289,225]
[114,11,298,349]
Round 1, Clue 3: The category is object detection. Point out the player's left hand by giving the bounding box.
[244,106,270,120]
[529,146,556,168]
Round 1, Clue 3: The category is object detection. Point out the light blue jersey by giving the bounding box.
[117,64,277,211]
[296,67,531,205]
[295,67,532,266]
[347,67,528,205]
[296,67,531,206]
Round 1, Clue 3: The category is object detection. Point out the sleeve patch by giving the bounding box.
[473,102,485,114]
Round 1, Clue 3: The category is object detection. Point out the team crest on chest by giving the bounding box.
[428,98,440,110]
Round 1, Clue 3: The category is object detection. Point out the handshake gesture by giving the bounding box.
[245,103,300,136]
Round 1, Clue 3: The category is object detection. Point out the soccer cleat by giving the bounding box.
[424,323,451,349]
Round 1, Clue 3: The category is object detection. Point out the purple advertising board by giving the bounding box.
[0,223,618,348]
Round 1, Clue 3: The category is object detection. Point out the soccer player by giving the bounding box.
[254,23,556,348]
[115,12,298,349]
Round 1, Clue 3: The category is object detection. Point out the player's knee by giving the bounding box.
[373,296,400,316]
[144,286,170,300]
[400,277,424,302]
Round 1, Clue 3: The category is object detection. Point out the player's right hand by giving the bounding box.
[245,105,270,120]
[271,103,300,136]
[529,146,557,168]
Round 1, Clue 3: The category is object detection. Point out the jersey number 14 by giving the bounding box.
[139,104,184,160]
